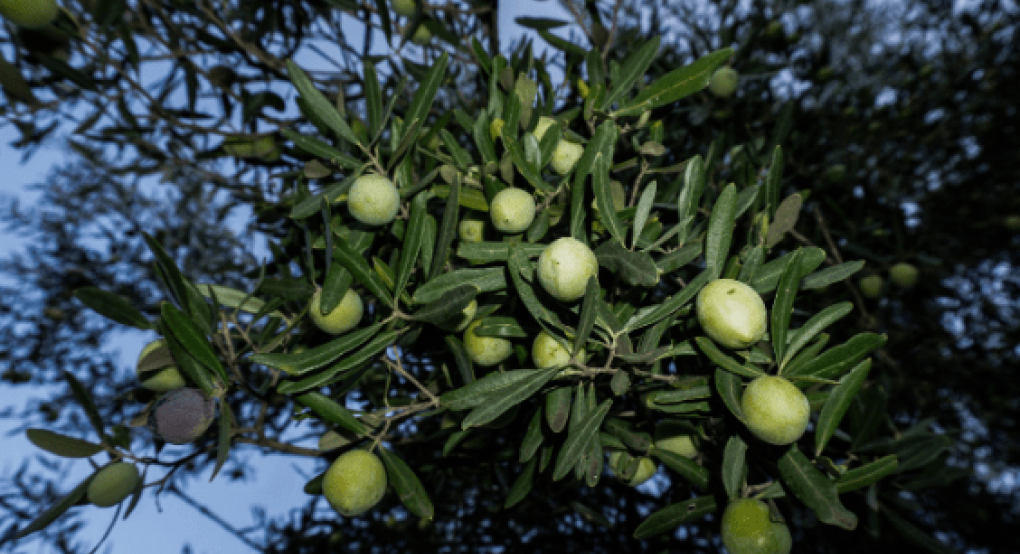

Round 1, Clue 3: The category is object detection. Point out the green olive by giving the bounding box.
[322,450,387,516]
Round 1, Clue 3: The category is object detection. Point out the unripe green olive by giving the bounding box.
[608,452,657,486]
[1004,215,1020,232]
[322,449,387,517]
[348,174,399,226]
[531,331,583,370]
[859,274,883,299]
[318,429,358,452]
[390,0,416,17]
[773,521,793,554]
[825,164,847,183]
[489,188,536,234]
[550,141,584,175]
[653,421,698,459]
[697,279,767,350]
[87,462,140,508]
[309,288,364,335]
[458,219,485,243]
[709,67,739,98]
[741,376,810,446]
[889,262,919,288]
[765,20,785,40]
[463,320,512,366]
[533,116,583,175]
[436,298,477,333]
[537,237,598,302]
[136,339,186,392]
[0,0,59,29]
[720,498,783,554]
[148,388,217,445]
[412,24,432,45]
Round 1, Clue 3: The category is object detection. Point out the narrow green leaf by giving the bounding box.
[160,302,228,382]
[456,241,545,263]
[275,331,396,394]
[552,399,612,481]
[142,231,188,311]
[786,333,887,380]
[714,368,745,421]
[429,174,460,280]
[602,37,661,109]
[632,496,717,539]
[63,371,106,441]
[801,260,866,290]
[74,288,150,330]
[250,323,381,375]
[781,302,853,371]
[881,506,954,554]
[379,448,434,520]
[749,247,826,294]
[722,436,748,500]
[574,276,599,355]
[363,61,383,138]
[471,37,492,75]
[394,191,429,301]
[442,369,538,411]
[159,325,216,394]
[321,264,354,315]
[196,284,284,319]
[705,184,738,279]
[771,249,804,364]
[594,241,659,287]
[286,60,360,146]
[400,52,448,153]
[593,156,626,245]
[697,337,766,379]
[765,193,803,248]
[815,358,872,456]
[333,239,394,308]
[473,316,528,338]
[734,185,761,219]
[643,385,711,405]
[737,246,765,283]
[280,129,361,169]
[413,267,506,304]
[504,134,550,192]
[631,181,658,249]
[650,448,711,491]
[835,455,899,494]
[778,446,858,530]
[295,391,368,435]
[766,146,783,220]
[411,285,478,324]
[676,156,705,247]
[504,457,537,509]
[520,408,545,463]
[444,335,475,386]
[892,434,954,474]
[210,401,233,482]
[614,48,732,117]
[13,476,91,539]
[508,246,564,329]
[26,429,103,458]
[626,269,710,332]
[463,368,558,428]
[545,386,573,434]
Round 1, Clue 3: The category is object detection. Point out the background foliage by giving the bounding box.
[2,0,1019,552]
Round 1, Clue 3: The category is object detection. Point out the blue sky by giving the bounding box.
[0,2,585,552]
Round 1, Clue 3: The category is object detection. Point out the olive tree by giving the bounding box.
[3,0,1009,552]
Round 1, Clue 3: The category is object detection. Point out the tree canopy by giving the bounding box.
[2,1,1018,553]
